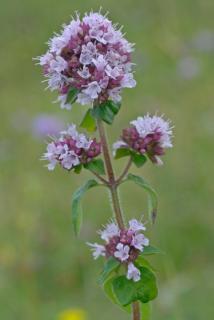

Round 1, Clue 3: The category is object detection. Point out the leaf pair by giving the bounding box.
[100,252,160,319]
[112,266,158,306]
[99,246,162,287]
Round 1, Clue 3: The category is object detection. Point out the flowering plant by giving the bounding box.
[36,11,173,320]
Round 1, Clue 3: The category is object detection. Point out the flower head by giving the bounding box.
[42,124,101,171]
[87,218,149,282]
[36,11,136,109]
[113,114,173,165]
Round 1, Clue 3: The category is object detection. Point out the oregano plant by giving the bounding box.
[36,10,173,320]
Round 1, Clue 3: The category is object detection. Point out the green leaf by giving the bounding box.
[98,257,120,285]
[141,245,163,256]
[80,109,97,132]
[112,276,136,306]
[103,276,132,313]
[131,152,147,168]
[71,179,99,235]
[114,148,131,160]
[84,159,105,175]
[141,302,152,320]
[103,276,119,305]
[126,173,158,223]
[105,100,121,115]
[73,164,82,174]
[112,266,158,306]
[136,256,156,272]
[66,87,79,104]
[91,100,121,125]
[91,105,114,124]
[136,267,158,303]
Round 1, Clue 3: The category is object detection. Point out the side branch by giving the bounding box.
[90,169,109,185]
[116,157,132,185]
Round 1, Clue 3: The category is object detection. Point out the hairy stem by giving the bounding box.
[97,119,140,320]
[97,119,125,229]
[132,301,141,320]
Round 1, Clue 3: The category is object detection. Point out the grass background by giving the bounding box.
[0,0,213,319]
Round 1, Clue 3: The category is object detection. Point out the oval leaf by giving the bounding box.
[71,179,99,235]
[84,159,105,175]
[112,276,136,306]
[126,173,158,223]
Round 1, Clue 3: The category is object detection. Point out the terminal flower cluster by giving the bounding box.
[88,219,149,282]
[113,114,173,165]
[37,11,136,109]
[43,124,101,171]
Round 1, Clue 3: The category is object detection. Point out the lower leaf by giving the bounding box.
[112,266,158,306]
[103,276,132,314]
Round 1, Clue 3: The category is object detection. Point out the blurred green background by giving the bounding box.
[0,0,213,319]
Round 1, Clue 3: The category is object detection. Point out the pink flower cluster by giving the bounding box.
[87,219,149,282]
[113,114,173,165]
[37,11,136,110]
[43,124,101,171]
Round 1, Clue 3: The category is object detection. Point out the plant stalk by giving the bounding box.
[97,119,140,320]
[132,301,141,320]
[97,119,125,229]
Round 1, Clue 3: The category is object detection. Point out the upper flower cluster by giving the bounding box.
[37,11,136,109]
[87,219,149,282]
[113,114,173,165]
[43,124,101,171]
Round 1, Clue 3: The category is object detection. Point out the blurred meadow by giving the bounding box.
[0,0,213,319]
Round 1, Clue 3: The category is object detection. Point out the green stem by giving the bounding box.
[96,119,140,320]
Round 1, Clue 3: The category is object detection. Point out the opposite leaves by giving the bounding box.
[112,266,158,306]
